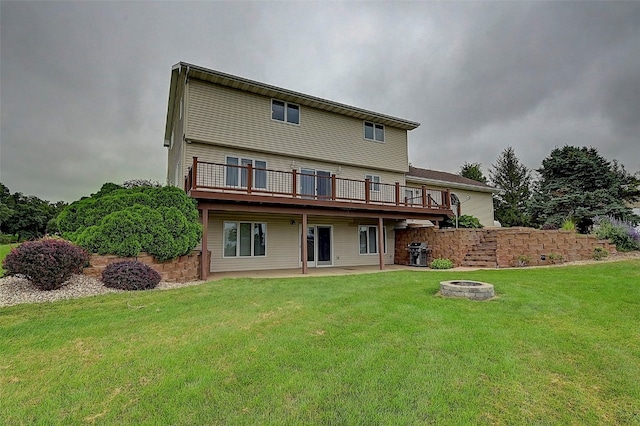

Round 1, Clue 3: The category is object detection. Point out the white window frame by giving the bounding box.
[358,225,387,255]
[223,221,267,258]
[271,99,300,125]
[365,174,381,192]
[364,121,385,142]
[225,156,267,189]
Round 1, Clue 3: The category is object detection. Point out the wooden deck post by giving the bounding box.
[365,179,371,204]
[331,174,337,200]
[200,207,209,280]
[395,182,400,206]
[445,189,451,209]
[301,213,308,274]
[192,157,198,190]
[292,169,298,198]
[422,185,427,208]
[378,217,385,270]
[246,163,253,194]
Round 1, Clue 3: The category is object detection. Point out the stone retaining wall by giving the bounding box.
[83,251,204,282]
[494,228,616,267]
[395,227,616,268]
[395,228,485,266]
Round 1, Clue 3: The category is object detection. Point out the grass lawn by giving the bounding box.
[1,260,639,425]
[0,243,17,275]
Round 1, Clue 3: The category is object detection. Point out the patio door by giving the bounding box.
[302,225,332,267]
[300,169,331,199]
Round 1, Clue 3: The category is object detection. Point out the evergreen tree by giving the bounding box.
[490,147,532,227]
[528,146,640,233]
[459,162,488,184]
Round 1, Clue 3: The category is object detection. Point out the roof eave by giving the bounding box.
[163,64,182,146]
[178,62,420,131]
[406,175,499,193]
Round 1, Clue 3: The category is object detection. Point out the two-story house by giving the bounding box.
[164,62,453,278]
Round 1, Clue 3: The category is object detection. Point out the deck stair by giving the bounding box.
[462,234,497,268]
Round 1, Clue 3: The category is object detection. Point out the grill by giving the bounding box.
[407,242,431,267]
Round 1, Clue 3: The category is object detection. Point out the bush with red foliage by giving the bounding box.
[2,239,89,291]
[101,260,161,291]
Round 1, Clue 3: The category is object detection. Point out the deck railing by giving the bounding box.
[185,158,451,210]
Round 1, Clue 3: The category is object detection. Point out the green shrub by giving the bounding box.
[430,258,454,269]
[101,260,161,291]
[457,215,483,229]
[547,253,565,264]
[0,234,18,244]
[440,214,483,229]
[593,216,640,252]
[593,247,609,261]
[58,184,201,261]
[561,219,576,231]
[517,254,532,267]
[2,239,89,290]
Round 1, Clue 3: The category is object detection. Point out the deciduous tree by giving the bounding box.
[0,183,66,240]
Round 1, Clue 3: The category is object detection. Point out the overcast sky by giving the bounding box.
[1,1,639,203]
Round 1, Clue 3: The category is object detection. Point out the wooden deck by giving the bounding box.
[185,157,454,220]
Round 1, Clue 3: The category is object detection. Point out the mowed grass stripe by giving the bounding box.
[1,260,639,425]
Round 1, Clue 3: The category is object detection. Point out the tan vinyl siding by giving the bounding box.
[406,184,495,227]
[186,80,409,173]
[205,212,395,272]
[208,212,299,272]
[463,190,495,227]
[328,218,395,267]
[166,87,185,186]
[448,188,494,227]
[185,143,406,187]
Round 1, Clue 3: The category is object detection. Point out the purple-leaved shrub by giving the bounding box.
[101,260,161,291]
[2,238,89,290]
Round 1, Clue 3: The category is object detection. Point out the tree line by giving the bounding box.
[0,183,66,242]
[459,145,640,233]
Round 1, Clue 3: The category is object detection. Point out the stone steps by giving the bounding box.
[461,236,497,268]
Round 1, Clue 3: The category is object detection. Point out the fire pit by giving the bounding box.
[440,280,495,300]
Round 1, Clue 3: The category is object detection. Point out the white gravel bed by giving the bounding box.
[0,274,205,308]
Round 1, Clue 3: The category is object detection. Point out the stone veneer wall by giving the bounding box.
[83,251,204,283]
[395,227,616,268]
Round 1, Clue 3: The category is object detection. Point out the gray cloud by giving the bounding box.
[1,1,639,202]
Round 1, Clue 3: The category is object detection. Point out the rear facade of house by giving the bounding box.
[164,62,453,277]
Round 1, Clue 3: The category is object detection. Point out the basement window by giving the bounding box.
[223,222,267,257]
